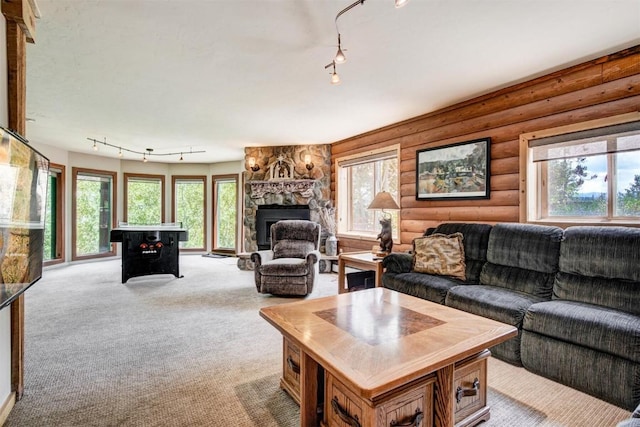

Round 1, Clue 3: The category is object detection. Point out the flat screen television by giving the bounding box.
[0,127,49,310]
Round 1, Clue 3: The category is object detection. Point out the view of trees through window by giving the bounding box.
[342,154,399,236]
[214,179,236,249]
[545,153,640,218]
[43,172,57,260]
[126,176,163,224]
[174,178,205,249]
[74,173,113,256]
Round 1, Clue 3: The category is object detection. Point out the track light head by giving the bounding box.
[335,34,346,64]
[394,0,409,8]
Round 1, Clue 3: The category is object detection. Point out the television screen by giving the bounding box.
[0,127,49,310]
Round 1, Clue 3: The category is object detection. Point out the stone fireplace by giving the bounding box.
[239,145,332,269]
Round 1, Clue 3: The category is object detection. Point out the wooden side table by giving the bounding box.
[337,251,385,294]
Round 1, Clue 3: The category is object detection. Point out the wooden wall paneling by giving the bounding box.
[602,53,640,82]
[331,46,640,249]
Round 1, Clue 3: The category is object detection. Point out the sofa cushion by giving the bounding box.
[413,233,466,280]
[481,263,557,299]
[486,223,563,273]
[480,223,563,298]
[431,223,492,283]
[273,240,315,259]
[556,226,640,315]
[259,258,308,276]
[382,271,463,304]
[523,300,640,363]
[446,285,546,327]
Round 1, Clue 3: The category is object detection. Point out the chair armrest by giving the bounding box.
[251,250,274,266]
[382,253,413,274]
[306,250,321,264]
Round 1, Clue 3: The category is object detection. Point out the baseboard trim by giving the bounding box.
[0,392,16,426]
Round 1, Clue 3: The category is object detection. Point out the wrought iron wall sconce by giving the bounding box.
[248,157,261,172]
[304,154,315,171]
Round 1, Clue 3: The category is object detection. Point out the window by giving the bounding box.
[212,175,238,253]
[124,173,165,224]
[72,168,117,260]
[44,164,65,264]
[172,176,206,250]
[336,146,400,239]
[521,113,640,224]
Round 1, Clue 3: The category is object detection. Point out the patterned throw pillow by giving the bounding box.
[412,233,466,280]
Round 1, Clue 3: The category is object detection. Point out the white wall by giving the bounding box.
[0,10,13,417]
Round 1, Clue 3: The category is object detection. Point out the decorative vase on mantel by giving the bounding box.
[325,233,338,257]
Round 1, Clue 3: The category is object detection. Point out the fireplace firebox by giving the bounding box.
[256,204,310,250]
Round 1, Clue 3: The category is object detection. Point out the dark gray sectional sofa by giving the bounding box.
[381,222,640,411]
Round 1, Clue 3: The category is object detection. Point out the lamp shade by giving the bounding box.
[367,191,400,210]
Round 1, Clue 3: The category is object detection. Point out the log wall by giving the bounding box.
[331,45,640,253]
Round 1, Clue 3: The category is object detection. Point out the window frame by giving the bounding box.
[171,175,207,252]
[44,163,65,266]
[335,144,401,241]
[71,167,117,261]
[520,111,640,226]
[211,174,239,254]
[123,172,166,224]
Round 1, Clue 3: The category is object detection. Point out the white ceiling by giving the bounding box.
[25,0,640,164]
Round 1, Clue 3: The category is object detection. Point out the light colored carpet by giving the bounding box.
[4,255,631,426]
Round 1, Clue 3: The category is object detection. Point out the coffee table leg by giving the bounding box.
[435,364,454,427]
[300,351,321,426]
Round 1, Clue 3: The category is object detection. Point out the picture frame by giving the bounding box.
[416,137,491,200]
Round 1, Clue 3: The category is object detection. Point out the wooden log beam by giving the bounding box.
[3,0,35,401]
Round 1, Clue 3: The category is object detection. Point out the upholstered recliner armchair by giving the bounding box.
[251,220,321,296]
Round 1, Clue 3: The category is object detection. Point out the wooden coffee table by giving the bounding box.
[260,288,517,427]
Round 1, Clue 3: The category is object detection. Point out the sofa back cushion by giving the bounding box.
[555,226,640,315]
[480,223,563,299]
[271,220,320,250]
[427,223,493,283]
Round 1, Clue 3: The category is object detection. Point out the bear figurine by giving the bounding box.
[376,217,393,253]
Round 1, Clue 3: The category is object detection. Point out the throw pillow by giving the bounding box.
[273,239,315,259]
[412,233,466,280]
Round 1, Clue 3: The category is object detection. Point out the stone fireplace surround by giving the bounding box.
[240,144,332,270]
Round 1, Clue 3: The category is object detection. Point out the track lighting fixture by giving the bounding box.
[324,0,409,84]
[335,34,346,64]
[325,61,341,85]
[87,137,205,162]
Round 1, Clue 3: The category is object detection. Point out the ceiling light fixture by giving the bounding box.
[324,0,409,84]
[324,61,341,85]
[87,137,205,162]
[334,34,346,64]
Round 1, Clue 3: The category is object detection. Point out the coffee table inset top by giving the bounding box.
[260,288,517,400]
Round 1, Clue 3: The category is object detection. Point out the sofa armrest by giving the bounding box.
[382,253,413,274]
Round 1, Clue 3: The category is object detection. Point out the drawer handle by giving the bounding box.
[456,378,480,403]
[390,408,424,426]
[286,355,300,375]
[331,396,361,427]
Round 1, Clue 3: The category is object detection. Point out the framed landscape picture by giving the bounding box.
[416,137,491,200]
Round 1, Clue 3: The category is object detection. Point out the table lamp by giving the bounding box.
[367,191,400,255]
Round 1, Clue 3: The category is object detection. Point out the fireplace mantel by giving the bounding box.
[248,180,316,198]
